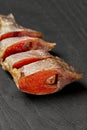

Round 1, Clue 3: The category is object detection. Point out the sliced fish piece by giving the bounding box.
[0,13,42,40]
[0,36,55,61]
[2,49,52,70]
[11,57,82,95]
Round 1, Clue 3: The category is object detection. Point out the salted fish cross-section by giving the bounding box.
[11,57,82,95]
[0,36,55,61]
[0,14,42,41]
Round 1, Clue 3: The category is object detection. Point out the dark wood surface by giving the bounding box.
[0,0,87,130]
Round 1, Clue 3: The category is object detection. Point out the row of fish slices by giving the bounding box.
[0,13,82,95]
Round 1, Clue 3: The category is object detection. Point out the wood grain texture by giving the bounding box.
[0,0,87,130]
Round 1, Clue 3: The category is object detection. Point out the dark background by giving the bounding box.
[0,0,87,130]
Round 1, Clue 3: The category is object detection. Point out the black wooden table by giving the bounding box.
[0,0,87,130]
